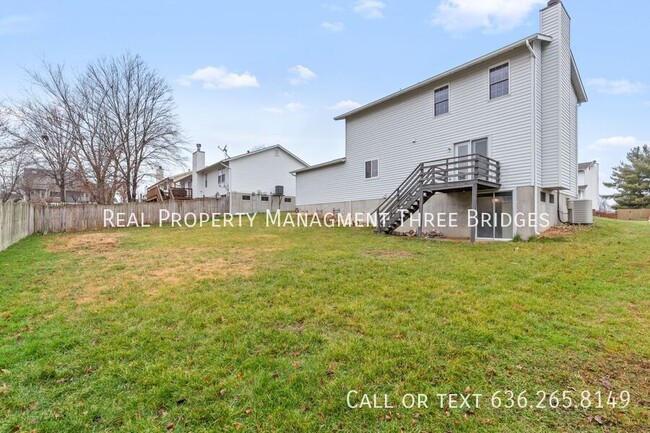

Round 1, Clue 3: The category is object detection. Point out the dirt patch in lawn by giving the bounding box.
[46,232,123,254]
[538,225,583,239]
[45,239,262,305]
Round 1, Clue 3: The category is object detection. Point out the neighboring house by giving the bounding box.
[294,0,586,240]
[21,168,93,204]
[146,169,193,202]
[577,161,599,210]
[192,144,307,199]
[148,144,308,212]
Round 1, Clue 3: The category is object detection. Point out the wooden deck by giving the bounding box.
[374,154,501,242]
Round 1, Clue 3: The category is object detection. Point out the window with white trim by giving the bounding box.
[489,63,509,99]
[364,159,378,179]
[434,85,449,116]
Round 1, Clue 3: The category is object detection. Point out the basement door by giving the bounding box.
[476,191,513,240]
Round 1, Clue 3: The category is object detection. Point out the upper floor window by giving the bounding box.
[489,63,509,99]
[434,85,449,116]
[217,170,226,185]
[204,175,208,188]
[540,191,547,202]
[365,159,378,179]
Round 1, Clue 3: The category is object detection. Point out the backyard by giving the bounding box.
[0,218,648,432]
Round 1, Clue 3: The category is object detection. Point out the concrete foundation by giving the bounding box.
[296,186,576,240]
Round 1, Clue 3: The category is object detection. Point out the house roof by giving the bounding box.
[578,161,597,171]
[197,144,308,174]
[334,33,555,121]
[291,158,346,174]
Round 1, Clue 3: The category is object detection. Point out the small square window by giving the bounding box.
[284,197,292,203]
[489,63,509,99]
[261,196,269,202]
[365,159,378,179]
[540,191,546,203]
[434,85,449,116]
[242,195,251,201]
[549,194,555,204]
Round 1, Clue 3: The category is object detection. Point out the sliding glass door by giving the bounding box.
[476,191,513,240]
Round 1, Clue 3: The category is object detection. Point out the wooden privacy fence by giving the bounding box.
[617,208,650,221]
[0,201,34,251]
[0,198,228,252]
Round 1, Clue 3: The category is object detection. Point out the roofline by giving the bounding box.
[570,52,588,103]
[292,158,346,174]
[333,33,553,121]
[197,145,309,174]
[196,161,228,174]
[223,144,309,167]
[578,160,597,171]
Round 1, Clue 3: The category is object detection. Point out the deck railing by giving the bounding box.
[375,154,500,233]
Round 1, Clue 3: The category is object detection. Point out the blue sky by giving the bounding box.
[1,0,648,196]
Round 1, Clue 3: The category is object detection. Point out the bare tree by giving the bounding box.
[86,54,184,202]
[0,107,29,201]
[14,101,75,201]
[28,63,122,204]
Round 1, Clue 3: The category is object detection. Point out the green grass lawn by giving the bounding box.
[1,218,649,432]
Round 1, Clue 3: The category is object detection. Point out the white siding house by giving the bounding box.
[578,161,600,210]
[295,0,587,240]
[191,144,308,212]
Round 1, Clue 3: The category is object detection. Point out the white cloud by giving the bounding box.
[262,102,307,115]
[288,65,317,86]
[321,21,344,32]
[431,0,545,33]
[587,78,645,95]
[353,0,385,19]
[590,136,645,150]
[0,15,36,35]
[327,100,362,111]
[179,66,259,90]
[262,107,284,115]
[285,102,306,111]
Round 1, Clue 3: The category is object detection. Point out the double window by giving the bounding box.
[365,159,379,179]
[434,85,449,116]
[489,63,509,99]
[217,169,226,185]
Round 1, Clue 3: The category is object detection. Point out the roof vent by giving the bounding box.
[196,143,202,151]
[547,0,560,6]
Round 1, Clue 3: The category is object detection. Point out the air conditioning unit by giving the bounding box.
[570,199,593,224]
[274,185,284,196]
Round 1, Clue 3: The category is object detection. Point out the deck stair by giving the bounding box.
[374,154,500,236]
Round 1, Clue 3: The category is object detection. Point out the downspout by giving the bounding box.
[526,39,540,235]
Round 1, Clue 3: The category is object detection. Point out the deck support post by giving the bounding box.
[470,182,477,243]
[376,209,380,234]
[418,188,424,238]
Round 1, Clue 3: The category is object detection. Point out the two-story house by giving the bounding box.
[577,161,599,210]
[191,144,308,212]
[294,0,587,240]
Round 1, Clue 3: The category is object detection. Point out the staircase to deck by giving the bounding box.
[374,154,500,235]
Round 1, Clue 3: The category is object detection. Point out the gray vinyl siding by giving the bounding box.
[297,48,534,206]
[540,3,577,193]
[540,5,561,188]
[297,2,582,208]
